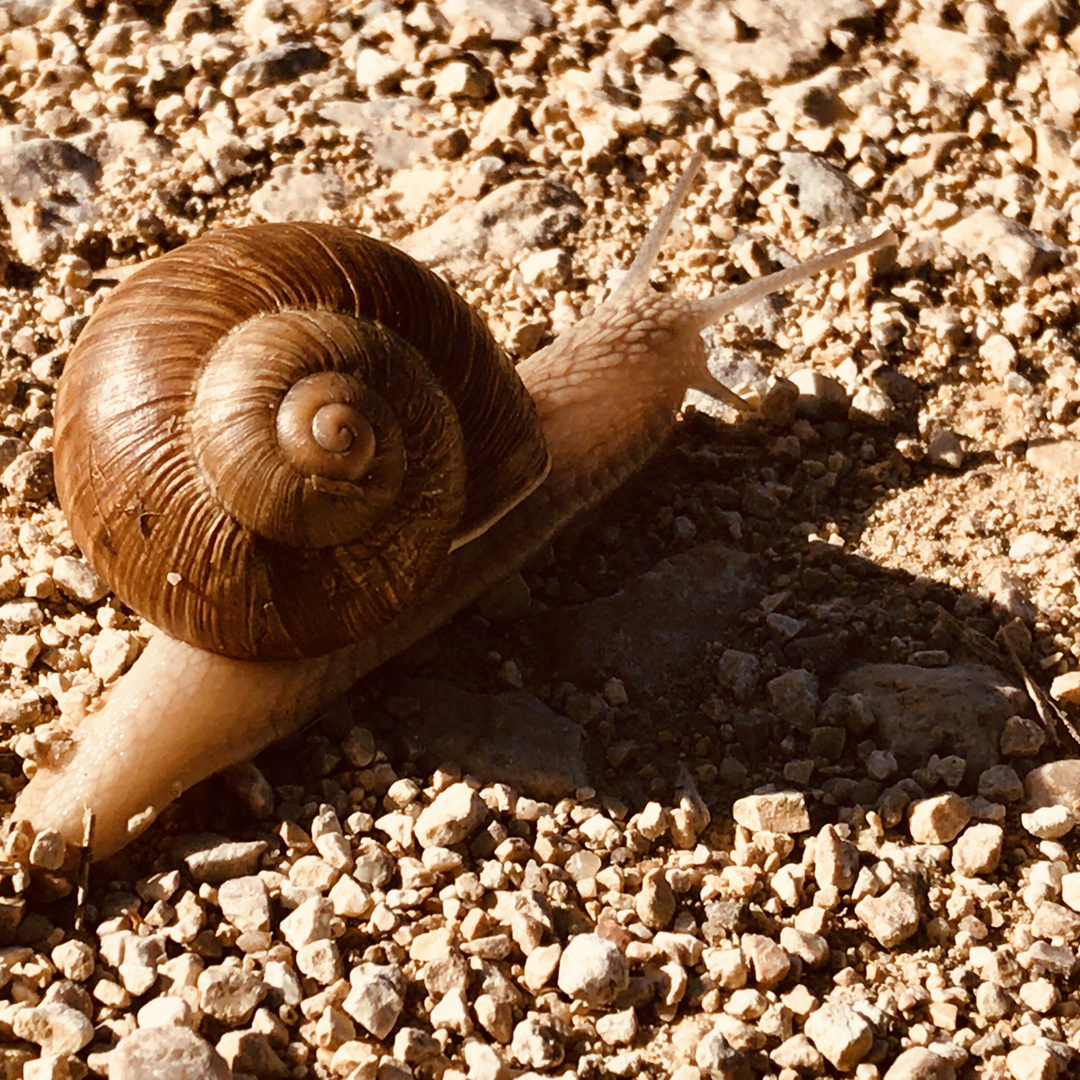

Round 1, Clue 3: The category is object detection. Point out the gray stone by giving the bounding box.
[440,0,554,42]
[399,179,583,271]
[224,42,329,95]
[780,152,867,226]
[250,164,346,222]
[840,663,1023,783]
[550,544,760,694]
[393,681,587,799]
[0,127,99,264]
[661,0,875,85]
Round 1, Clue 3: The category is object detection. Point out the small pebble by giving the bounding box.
[803,1001,873,1071]
[12,1004,94,1057]
[414,783,488,848]
[855,882,921,947]
[732,792,810,834]
[1021,806,1076,840]
[556,933,629,1006]
[952,823,1003,876]
[110,1028,230,1080]
[908,793,972,844]
[342,963,405,1039]
[882,1046,957,1080]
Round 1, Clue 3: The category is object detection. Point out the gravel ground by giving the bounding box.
[3,1,1080,1078]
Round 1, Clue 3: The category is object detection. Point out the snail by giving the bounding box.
[11,156,896,861]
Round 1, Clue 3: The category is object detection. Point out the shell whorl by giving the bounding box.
[54,223,549,661]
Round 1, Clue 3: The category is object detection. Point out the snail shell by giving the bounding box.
[54,224,550,661]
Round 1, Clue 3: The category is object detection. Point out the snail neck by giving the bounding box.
[517,287,703,498]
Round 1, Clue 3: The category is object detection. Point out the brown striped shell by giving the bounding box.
[54,224,550,661]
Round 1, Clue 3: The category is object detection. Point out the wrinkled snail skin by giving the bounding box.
[12,158,897,860]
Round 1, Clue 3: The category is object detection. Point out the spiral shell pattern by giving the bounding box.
[54,224,549,660]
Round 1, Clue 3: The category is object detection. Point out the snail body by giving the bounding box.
[13,159,896,859]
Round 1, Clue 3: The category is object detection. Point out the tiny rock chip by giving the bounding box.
[3,450,54,501]
[942,205,1065,282]
[926,428,964,469]
[732,791,810,834]
[1061,871,1080,913]
[907,793,972,844]
[216,1030,289,1078]
[979,764,1025,802]
[813,824,859,892]
[999,715,1045,758]
[1027,439,1080,481]
[296,939,342,985]
[804,1001,873,1071]
[788,369,849,419]
[430,986,472,1036]
[279,896,335,949]
[855,882,921,947]
[89,627,138,682]
[414,782,488,848]
[523,941,561,993]
[110,1027,231,1080]
[556,933,629,1006]
[1030,901,1080,942]
[779,927,829,968]
[765,669,820,731]
[177,834,267,883]
[52,940,94,983]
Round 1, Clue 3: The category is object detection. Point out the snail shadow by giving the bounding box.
[129,392,1065,880]
[281,403,1067,838]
